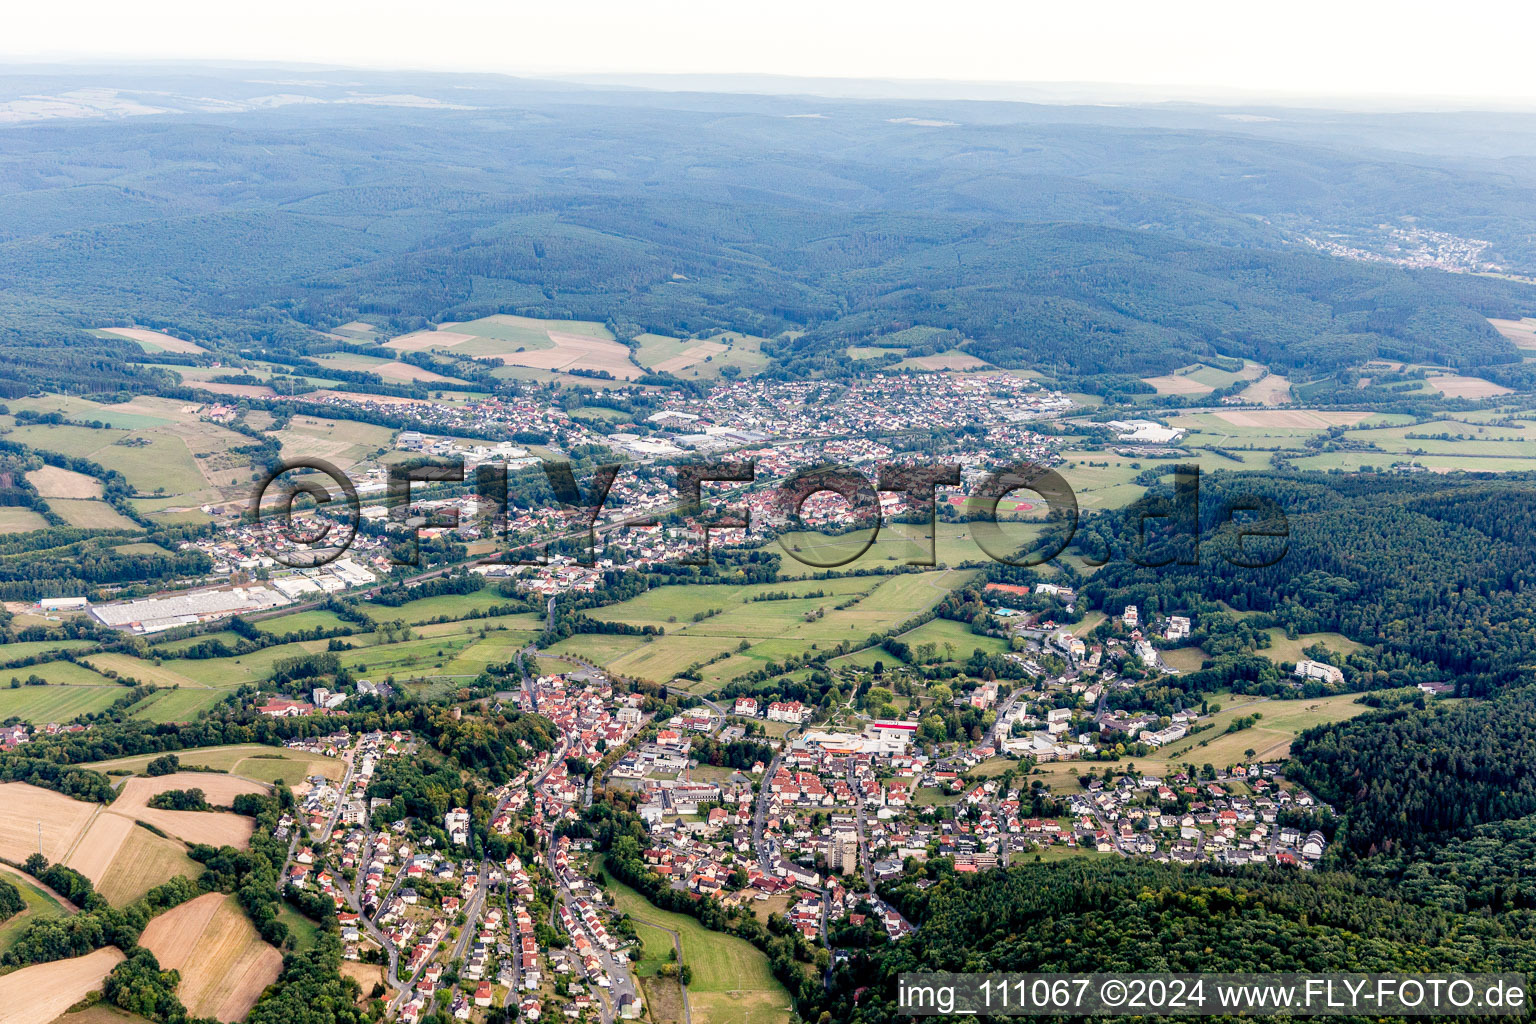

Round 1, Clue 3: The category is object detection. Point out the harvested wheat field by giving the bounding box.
[1235,374,1293,405]
[63,812,135,888]
[1490,316,1536,349]
[383,329,476,352]
[0,946,125,1024]
[138,894,282,1022]
[0,783,96,863]
[501,330,640,378]
[1213,409,1373,428]
[98,327,204,354]
[1425,374,1513,399]
[25,466,103,500]
[1142,373,1213,395]
[107,773,267,849]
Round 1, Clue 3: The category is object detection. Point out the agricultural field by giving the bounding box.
[123,686,230,723]
[25,465,102,499]
[766,520,1020,576]
[582,571,970,689]
[598,861,791,1024]
[0,678,125,724]
[1235,373,1293,405]
[105,772,266,848]
[273,415,396,471]
[96,326,205,353]
[387,315,642,379]
[896,350,993,371]
[138,893,283,1022]
[633,330,771,378]
[0,947,125,1024]
[356,589,528,624]
[0,507,50,533]
[65,814,202,907]
[1141,361,1263,395]
[313,351,468,384]
[251,608,351,636]
[1490,316,1536,349]
[84,743,344,784]
[48,499,140,529]
[52,1006,157,1024]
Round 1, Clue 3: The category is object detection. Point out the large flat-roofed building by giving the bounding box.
[91,584,291,634]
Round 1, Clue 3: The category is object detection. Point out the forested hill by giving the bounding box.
[1077,470,1536,697]
[3,66,1536,390]
[812,856,1536,1023]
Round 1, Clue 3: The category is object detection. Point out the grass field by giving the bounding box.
[356,590,530,624]
[25,465,102,499]
[1259,629,1366,665]
[0,507,49,533]
[0,865,71,957]
[0,679,124,724]
[765,520,1023,576]
[251,609,351,636]
[97,327,205,354]
[48,498,140,529]
[125,687,230,722]
[52,1006,157,1024]
[597,859,790,1024]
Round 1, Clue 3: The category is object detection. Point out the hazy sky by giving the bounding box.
[9,0,1536,104]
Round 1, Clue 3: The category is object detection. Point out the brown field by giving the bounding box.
[0,947,126,1024]
[0,783,97,863]
[48,499,139,531]
[502,330,640,378]
[383,329,477,352]
[1213,409,1373,428]
[340,962,385,1003]
[96,826,200,906]
[1142,373,1214,395]
[50,1006,156,1024]
[652,340,727,373]
[901,351,992,371]
[139,893,282,1021]
[1425,374,1513,399]
[99,327,204,354]
[25,466,102,499]
[1490,317,1536,349]
[63,812,134,887]
[1235,374,1293,405]
[108,773,266,848]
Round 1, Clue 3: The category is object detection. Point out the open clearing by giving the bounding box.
[0,947,126,1024]
[98,327,204,354]
[0,783,98,863]
[138,893,282,1022]
[25,465,102,499]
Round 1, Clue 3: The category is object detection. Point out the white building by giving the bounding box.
[1294,659,1344,685]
